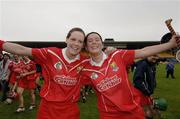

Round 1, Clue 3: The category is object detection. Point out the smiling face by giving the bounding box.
[3,54,10,61]
[85,32,103,56]
[13,54,19,62]
[147,55,159,63]
[66,28,85,59]
[22,56,29,62]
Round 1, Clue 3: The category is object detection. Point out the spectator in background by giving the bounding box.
[166,61,175,79]
[133,55,159,119]
[0,51,3,90]
[35,64,42,93]
[15,56,37,112]
[8,54,23,91]
[0,53,11,102]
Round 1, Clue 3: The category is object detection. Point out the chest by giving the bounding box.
[45,54,83,77]
[83,60,128,92]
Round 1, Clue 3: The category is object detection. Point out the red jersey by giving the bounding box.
[32,47,88,102]
[22,60,36,80]
[9,60,24,74]
[9,60,24,84]
[81,50,143,114]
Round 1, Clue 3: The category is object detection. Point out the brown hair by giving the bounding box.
[66,27,85,39]
[84,32,103,45]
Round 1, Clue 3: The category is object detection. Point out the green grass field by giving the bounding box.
[0,63,179,119]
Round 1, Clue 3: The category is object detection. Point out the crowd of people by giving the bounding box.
[0,27,179,119]
[0,52,42,112]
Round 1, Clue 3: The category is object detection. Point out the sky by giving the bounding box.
[0,0,179,42]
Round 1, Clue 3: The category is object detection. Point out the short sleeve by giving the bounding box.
[117,49,135,66]
[32,48,48,64]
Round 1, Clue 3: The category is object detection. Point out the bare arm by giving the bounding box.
[12,81,17,92]
[135,35,180,59]
[2,42,32,56]
[20,70,36,78]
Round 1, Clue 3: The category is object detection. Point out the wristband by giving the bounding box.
[0,40,5,50]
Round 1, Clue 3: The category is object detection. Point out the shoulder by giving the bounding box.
[33,47,60,53]
[46,47,61,52]
[113,49,135,56]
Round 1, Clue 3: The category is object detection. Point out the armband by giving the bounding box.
[0,40,5,50]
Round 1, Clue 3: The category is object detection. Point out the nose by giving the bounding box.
[74,40,79,46]
[91,39,97,44]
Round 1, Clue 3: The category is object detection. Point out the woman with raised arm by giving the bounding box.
[0,27,88,119]
[81,32,180,119]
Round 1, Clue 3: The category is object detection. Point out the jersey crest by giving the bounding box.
[54,62,62,70]
[91,72,98,80]
[110,61,119,72]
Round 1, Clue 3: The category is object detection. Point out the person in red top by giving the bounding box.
[14,56,37,112]
[8,54,23,90]
[81,32,180,119]
[0,27,87,119]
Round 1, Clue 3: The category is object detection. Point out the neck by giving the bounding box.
[91,51,103,63]
[65,50,76,60]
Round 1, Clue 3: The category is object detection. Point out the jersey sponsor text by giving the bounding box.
[96,75,121,92]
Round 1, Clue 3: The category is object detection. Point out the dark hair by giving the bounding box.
[84,32,103,45]
[66,27,85,39]
[161,32,172,44]
[3,53,10,59]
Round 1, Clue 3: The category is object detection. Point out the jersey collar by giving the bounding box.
[90,52,107,67]
[24,59,30,64]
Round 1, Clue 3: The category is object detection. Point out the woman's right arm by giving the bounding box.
[1,40,32,56]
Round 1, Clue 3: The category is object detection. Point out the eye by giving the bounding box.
[78,40,83,44]
[95,37,101,42]
[70,38,76,41]
[88,39,93,43]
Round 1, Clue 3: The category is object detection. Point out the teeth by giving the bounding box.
[92,47,98,49]
[72,47,78,50]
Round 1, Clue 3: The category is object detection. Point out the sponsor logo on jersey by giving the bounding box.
[110,61,119,72]
[96,75,121,92]
[54,62,62,70]
[54,75,77,86]
[91,72,98,80]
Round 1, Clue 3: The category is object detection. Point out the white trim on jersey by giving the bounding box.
[83,68,105,76]
[62,48,80,63]
[23,59,31,64]
[105,50,122,75]
[90,52,107,67]
[123,60,139,107]
[101,95,108,112]
[39,48,48,60]
[121,50,128,58]
[13,60,21,65]
[47,49,89,73]
[42,64,51,98]
[47,49,68,71]
[83,50,123,76]
[68,58,90,73]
